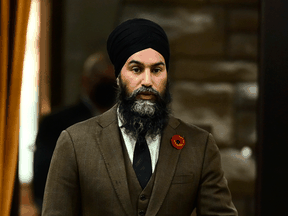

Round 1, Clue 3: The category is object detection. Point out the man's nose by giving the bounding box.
[142,69,152,87]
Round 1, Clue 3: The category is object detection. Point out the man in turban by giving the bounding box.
[42,18,237,216]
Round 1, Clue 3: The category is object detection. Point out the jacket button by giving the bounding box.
[139,210,145,216]
[140,194,146,201]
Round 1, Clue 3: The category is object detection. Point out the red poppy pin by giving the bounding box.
[171,135,185,149]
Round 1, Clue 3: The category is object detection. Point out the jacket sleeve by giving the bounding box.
[196,133,238,216]
[42,130,81,216]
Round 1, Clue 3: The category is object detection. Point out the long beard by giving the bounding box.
[117,77,172,140]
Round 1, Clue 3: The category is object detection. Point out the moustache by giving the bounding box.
[128,86,161,100]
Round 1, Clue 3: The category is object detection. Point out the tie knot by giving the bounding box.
[137,131,146,140]
[136,132,147,151]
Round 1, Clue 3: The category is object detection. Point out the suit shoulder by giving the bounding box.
[65,115,101,134]
[65,105,117,136]
[171,116,209,135]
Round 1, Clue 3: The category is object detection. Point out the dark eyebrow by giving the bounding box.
[153,62,165,67]
[128,60,165,67]
[128,60,143,65]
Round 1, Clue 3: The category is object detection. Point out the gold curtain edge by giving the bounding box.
[2,0,32,215]
[0,0,10,213]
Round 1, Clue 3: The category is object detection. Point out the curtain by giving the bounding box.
[0,0,32,215]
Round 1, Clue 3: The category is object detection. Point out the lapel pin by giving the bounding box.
[171,135,185,150]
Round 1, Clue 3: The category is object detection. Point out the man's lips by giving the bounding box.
[136,92,156,100]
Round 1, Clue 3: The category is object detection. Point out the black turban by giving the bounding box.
[107,18,170,78]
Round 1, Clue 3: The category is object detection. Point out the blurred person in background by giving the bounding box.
[32,51,117,214]
[42,18,237,216]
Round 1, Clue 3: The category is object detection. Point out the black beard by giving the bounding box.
[117,76,172,140]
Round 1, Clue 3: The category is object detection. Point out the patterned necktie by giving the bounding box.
[133,132,152,189]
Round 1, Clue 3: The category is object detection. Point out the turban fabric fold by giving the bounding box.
[107,18,170,77]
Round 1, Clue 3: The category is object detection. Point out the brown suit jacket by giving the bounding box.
[42,104,237,216]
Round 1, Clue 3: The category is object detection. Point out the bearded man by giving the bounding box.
[42,18,237,216]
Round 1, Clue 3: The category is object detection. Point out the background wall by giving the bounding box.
[61,0,122,106]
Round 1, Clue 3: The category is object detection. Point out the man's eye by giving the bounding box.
[132,67,141,73]
[153,68,161,73]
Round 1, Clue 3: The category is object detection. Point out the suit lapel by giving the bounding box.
[96,104,134,216]
[146,116,181,216]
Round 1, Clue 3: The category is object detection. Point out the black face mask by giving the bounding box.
[89,78,117,109]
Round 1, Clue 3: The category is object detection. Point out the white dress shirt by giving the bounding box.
[117,108,161,173]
